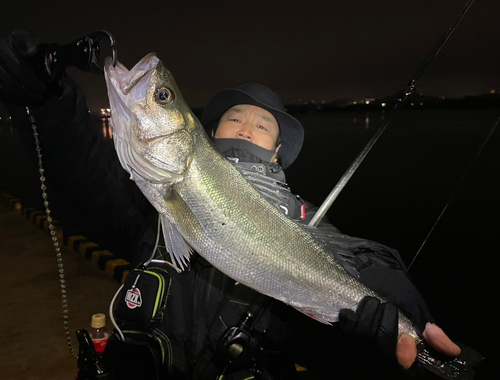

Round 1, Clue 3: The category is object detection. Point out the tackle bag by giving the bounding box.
[106,328,173,380]
[106,265,174,379]
[114,266,171,329]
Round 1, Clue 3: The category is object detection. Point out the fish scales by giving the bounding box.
[177,132,376,322]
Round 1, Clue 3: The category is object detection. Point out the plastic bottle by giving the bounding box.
[88,313,110,353]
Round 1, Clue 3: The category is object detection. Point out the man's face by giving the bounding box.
[214,105,281,156]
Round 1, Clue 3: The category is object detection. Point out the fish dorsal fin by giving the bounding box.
[160,214,193,271]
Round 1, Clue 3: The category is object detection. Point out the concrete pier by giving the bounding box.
[0,200,120,379]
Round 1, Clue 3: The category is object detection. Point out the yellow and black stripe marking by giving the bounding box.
[1,191,131,283]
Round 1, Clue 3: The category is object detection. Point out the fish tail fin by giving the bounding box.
[417,341,484,380]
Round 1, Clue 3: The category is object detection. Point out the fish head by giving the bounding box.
[104,53,197,184]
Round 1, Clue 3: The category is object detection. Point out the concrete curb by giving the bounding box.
[0,191,131,283]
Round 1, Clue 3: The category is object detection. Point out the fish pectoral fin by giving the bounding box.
[160,215,193,271]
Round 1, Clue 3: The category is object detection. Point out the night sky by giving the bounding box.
[2,0,499,112]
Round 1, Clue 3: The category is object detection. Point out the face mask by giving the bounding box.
[212,138,277,163]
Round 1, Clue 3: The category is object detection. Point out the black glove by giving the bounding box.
[339,296,426,378]
[339,296,398,359]
[0,30,60,107]
[358,266,434,335]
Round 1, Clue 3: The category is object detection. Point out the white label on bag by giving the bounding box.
[125,287,142,309]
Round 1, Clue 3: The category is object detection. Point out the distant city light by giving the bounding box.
[258,92,496,112]
[100,108,111,117]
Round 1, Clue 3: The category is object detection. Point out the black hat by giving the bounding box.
[201,83,304,169]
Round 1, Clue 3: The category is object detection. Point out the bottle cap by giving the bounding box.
[91,313,106,328]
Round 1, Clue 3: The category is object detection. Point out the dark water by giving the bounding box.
[1,109,499,377]
[286,109,499,375]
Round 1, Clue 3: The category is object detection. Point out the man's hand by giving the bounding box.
[397,323,461,369]
[339,296,398,359]
[0,31,42,104]
[0,30,60,107]
[339,297,461,371]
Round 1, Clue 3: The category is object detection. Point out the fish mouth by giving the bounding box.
[105,53,159,95]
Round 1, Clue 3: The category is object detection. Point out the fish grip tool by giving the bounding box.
[23,31,118,360]
[28,30,117,82]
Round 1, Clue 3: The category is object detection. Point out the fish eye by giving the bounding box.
[156,87,175,105]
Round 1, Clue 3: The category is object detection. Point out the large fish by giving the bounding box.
[104,53,480,379]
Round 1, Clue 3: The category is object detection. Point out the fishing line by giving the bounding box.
[142,212,183,272]
[108,214,161,342]
[309,0,476,227]
[407,114,500,271]
[109,284,125,341]
[144,212,162,266]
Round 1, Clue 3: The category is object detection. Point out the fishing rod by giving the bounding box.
[308,0,476,228]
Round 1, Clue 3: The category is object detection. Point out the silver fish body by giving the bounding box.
[104,53,417,337]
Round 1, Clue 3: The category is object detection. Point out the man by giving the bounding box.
[0,31,459,379]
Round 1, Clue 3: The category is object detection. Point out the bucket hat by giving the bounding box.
[201,83,304,169]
